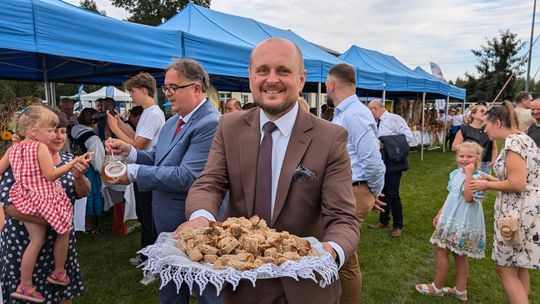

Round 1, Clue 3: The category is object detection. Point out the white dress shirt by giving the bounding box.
[377,111,414,144]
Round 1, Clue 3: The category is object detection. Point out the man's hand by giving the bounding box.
[322,242,337,261]
[107,172,130,185]
[372,194,386,213]
[105,138,131,157]
[174,216,211,239]
[106,111,120,133]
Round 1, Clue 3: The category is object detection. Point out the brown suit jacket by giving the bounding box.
[186,106,359,303]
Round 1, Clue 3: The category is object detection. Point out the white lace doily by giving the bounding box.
[139,232,339,295]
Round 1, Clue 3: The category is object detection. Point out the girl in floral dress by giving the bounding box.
[415,141,486,301]
[0,106,91,303]
[470,101,540,303]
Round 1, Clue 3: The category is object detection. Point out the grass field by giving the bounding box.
[75,149,539,304]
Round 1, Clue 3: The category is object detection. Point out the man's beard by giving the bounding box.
[255,98,296,116]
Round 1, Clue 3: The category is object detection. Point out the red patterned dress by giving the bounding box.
[9,141,73,234]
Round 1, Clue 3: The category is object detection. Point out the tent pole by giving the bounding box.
[442,96,449,152]
[42,56,51,106]
[382,90,386,105]
[421,92,426,161]
[317,82,321,117]
[50,82,56,106]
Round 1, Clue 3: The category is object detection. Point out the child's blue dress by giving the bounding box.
[430,168,486,258]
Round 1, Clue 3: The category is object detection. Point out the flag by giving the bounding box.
[429,62,445,81]
[106,86,115,98]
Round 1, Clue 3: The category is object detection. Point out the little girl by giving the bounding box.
[0,106,91,303]
[415,141,486,302]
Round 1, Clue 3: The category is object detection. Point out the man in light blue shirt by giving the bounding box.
[326,63,385,303]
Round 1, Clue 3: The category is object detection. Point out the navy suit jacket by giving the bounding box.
[134,99,220,233]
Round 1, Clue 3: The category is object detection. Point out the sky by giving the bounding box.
[64,0,539,82]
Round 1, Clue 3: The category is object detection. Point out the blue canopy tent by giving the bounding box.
[158,3,388,110]
[413,67,466,100]
[340,45,467,159]
[0,0,182,103]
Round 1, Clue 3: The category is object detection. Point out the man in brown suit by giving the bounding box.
[177,38,360,304]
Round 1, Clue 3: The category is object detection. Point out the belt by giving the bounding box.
[352,181,367,186]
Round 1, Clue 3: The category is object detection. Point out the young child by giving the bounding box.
[415,141,486,302]
[0,106,91,303]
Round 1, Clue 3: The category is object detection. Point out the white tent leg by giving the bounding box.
[317,82,321,117]
[421,92,426,161]
[442,96,449,152]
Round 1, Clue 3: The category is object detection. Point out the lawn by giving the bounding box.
[75,149,539,303]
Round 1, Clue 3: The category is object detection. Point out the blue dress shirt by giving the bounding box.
[332,95,385,195]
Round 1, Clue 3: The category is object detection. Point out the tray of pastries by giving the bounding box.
[176,215,319,270]
[139,216,339,292]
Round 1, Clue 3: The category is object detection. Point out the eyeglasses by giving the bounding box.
[161,83,196,94]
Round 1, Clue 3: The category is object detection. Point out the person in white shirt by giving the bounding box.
[514,91,534,132]
[368,100,413,237]
[106,72,165,267]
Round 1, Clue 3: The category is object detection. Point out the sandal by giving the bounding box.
[443,286,468,301]
[11,283,45,303]
[415,282,444,297]
[47,270,71,286]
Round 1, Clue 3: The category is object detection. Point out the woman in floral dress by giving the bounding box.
[470,101,540,303]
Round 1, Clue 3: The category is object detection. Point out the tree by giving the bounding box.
[111,0,210,26]
[80,0,106,15]
[470,29,526,103]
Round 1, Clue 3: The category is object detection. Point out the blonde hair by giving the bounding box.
[14,105,58,142]
[456,141,484,168]
[298,97,309,112]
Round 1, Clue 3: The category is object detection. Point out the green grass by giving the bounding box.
[75,149,539,303]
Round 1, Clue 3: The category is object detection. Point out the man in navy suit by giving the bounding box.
[107,58,220,304]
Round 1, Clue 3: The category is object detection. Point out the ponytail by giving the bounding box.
[484,101,518,130]
[502,100,518,130]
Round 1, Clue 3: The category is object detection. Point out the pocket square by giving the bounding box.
[293,164,317,182]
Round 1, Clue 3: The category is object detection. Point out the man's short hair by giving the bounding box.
[129,105,144,117]
[166,58,210,93]
[59,98,74,105]
[249,38,305,73]
[242,102,256,110]
[328,63,356,86]
[515,91,531,104]
[226,98,242,110]
[124,72,156,96]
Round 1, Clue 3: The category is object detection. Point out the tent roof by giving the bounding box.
[0,0,182,83]
[159,3,375,85]
[80,86,132,102]
[414,67,466,100]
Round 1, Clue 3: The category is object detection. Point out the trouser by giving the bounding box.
[339,183,375,304]
[379,172,403,229]
[160,281,221,304]
[134,183,156,253]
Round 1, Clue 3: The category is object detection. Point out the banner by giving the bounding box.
[429,62,445,81]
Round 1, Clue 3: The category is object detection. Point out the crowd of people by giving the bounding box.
[0,37,539,304]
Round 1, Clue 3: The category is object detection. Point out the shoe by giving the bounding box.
[368,223,389,229]
[11,284,45,303]
[415,282,444,297]
[47,270,71,286]
[139,274,158,286]
[129,254,144,266]
[443,286,468,301]
[390,228,402,237]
